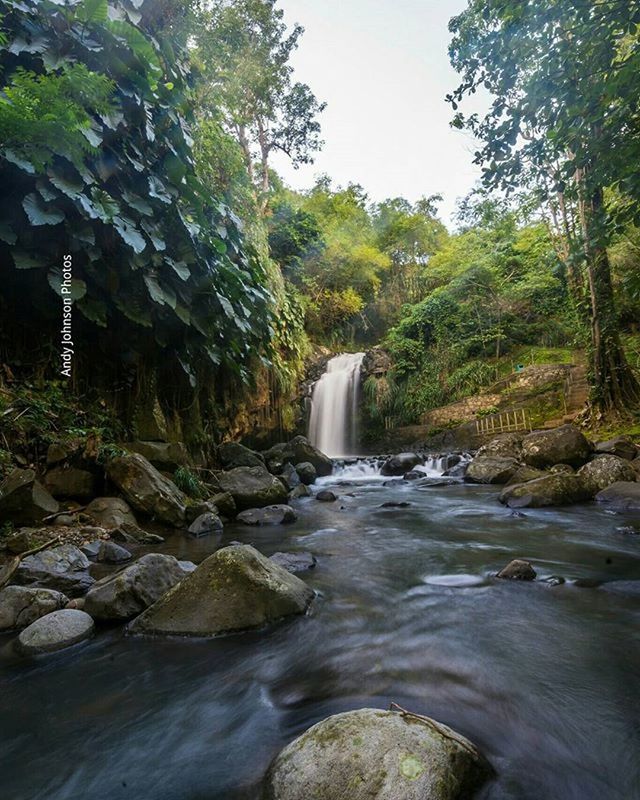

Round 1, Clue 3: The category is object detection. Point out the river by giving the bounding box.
[2,466,639,800]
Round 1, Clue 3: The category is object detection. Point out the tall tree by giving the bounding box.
[448,0,640,415]
[194,0,325,209]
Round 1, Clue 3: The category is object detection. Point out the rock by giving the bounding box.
[0,586,69,630]
[631,458,640,478]
[521,424,592,469]
[264,437,333,478]
[52,514,76,527]
[129,544,314,637]
[595,481,640,512]
[403,470,424,480]
[178,560,197,574]
[0,557,20,589]
[380,501,411,508]
[380,453,422,477]
[263,708,493,800]
[442,462,468,478]
[216,466,288,511]
[0,469,59,525]
[46,440,81,466]
[5,528,48,555]
[106,453,187,527]
[505,465,548,486]
[188,512,223,537]
[496,559,536,580]
[185,500,218,524]
[465,456,519,485]
[594,436,639,461]
[210,492,236,518]
[66,597,85,610]
[217,442,264,469]
[316,490,337,502]
[17,609,94,655]
[499,473,591,508]
[278,463,301,491]
[43,466,96,500]
[84,554,190,621]
[577,455,637,495]
[476,432,523,460]
[549,464,575,475]
[289,484,311,500]
[123,441,190,471]
[97,541,132,564]
[16,544,94,596]
[80,541,102,559]
[85,497,137,528]
[295,462,317,485]
[110,523,164,545]
[236,505,297,526]
[270,551,317,573]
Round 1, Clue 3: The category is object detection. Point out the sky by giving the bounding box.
[271,0,487,227]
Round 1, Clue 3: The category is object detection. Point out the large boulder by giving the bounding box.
[295,462,317,485]
[476,432,523,460]
[106,453,187,527]
[595,481,640,512]
[521,424,592,469]
[129,544,314,637]
[85,497,137,528]
[263,708,493,800]
[0,469,59,525]
[236,505,297,526]
[0,586,68,630]
[465,456,519,485]
[499,473,592,508]
[43,466,97,500]
[123,441,190,471]
[264,437,332,478]
[217,442,264,470]
[17,609,94,655]
[216,466,288,511]
[15,544,94,596]
[84,553,190,621]
[380,453,422,477]
[577,455,637,495]
[594,436,639,461]
[277,463,301,491]
[505,465,548,486]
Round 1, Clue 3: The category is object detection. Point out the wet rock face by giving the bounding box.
[236,505,297,526]
[84,553,191,621]
[15,544,94,596]
[577,455,637,495]
[217,466,288,511]
[465,456,519,485]
[0,469,59,526]
[521,424,592,469]
[595,481,640,512]
[380,453,422,477]
[106,453,187,527]
[499,473,592,509]
[0,586,69,631]
[263,708,494,800]
[17,609,94,655]
[129,544,314,637]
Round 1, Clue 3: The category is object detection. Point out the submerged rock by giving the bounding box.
[595,481,640,512]
[15,544,94,596]
[129,544,314,637]
[465,455,519,485]
[499,473,591,508]
[106,453,187,527]
[85,497,137,529]
[217,466,288,511]
[0,586,69,631]
[0,469,59,526]
[521,424,591,469]
[263,707,493,800]
[270,551,317,573]
[316,490,337,502]
[380,452,422,476]
[496,559,536,581]
[84,553,190,621]
[17,609,94,655]
[578,455,637,495]
[236,505,297,526]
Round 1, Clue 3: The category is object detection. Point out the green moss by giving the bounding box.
[399,753,425,780]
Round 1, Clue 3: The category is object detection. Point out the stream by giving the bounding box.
[1,464,640,800]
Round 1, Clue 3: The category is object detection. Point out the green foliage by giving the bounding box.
[173,466,207,500]
[96,442,126,464]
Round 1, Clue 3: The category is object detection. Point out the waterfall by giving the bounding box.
[308,352,365,458]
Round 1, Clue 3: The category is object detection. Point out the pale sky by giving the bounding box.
[271,0,486,228]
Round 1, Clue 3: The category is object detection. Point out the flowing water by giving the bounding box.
[308,353,365,457]
[2,466,640,800]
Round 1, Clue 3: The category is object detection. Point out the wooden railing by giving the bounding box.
[475,408,532,437]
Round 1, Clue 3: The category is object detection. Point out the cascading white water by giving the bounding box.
[308,352,365,458]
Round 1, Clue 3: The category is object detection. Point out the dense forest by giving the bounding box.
[1,0,639,461]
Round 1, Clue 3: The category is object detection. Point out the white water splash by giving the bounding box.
[308,353,365,458]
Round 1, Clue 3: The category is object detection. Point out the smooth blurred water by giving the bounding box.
[2,474,640,800]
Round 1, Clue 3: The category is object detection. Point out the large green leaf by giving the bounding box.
[22,193,65,226]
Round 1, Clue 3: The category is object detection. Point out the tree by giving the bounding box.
[448,0,640,415]
[194,0,325,209]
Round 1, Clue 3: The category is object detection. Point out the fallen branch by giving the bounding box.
[42,505,87,524]
[18,535,61,559]
[388,702,480,758]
